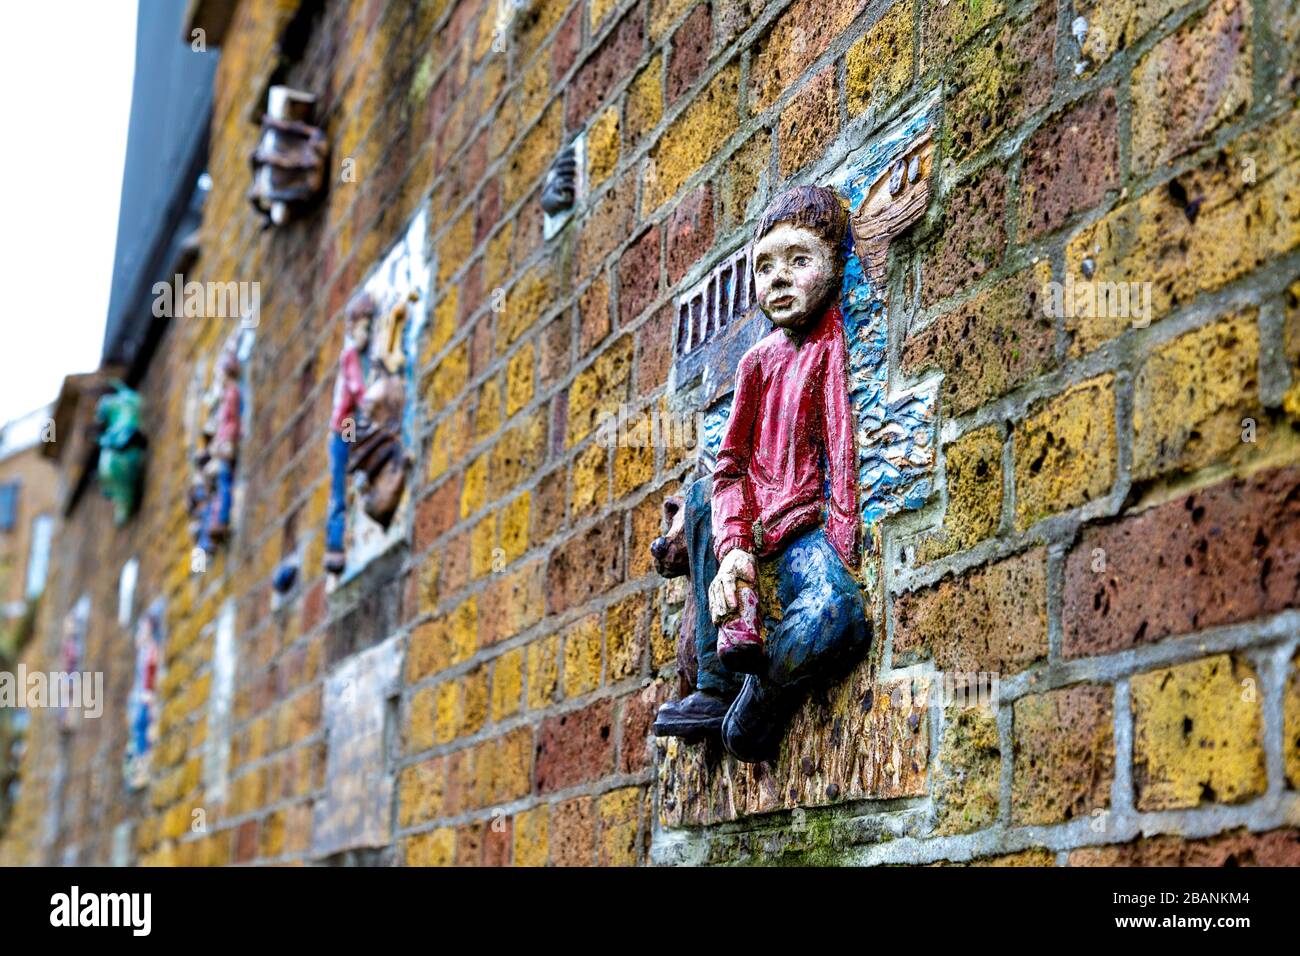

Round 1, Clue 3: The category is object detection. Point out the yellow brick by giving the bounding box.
[425,340,469,408]
[471,513,497,578]
[475,378,503,441]
[512,804,549,866]
[502,262,555,352]
[846,1,915,117]
[1132,309,1261,481]
[505,101,563,206]
[921,425,1003,560]
[570,442,609,516]
[597,786,644,866]
[520,55,551,126]
[605,592,647,682]
[1065,114,1300,351]
[1012,375,1115,530]
[461,454,488,518]
[398,759,446,827]
[426,286,459,360]
[484,223,515,291]
[406,685,437,752]
[648,0,695,38]
[567,335,633,445]
[589,0,619,30]
[613,440,654,498]
[625,55,663,145]
[491,647,525,721]
[490,409,547,495]
[644,63,740,213]
[438,209,474,285]
[563,614,603,697]
[1131,654,1266,811]
[449,597,479,664]
[527,634,560,708]
[506,343,535,415]
[405,828,456,866]
[587,106,620,188]
[434,681,459,745]
[500,492,530,563]
[459,666,490,737]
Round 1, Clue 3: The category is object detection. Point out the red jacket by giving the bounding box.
[330,341,366,434]
[712,303,858,568]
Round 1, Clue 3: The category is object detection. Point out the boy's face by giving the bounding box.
[349,316,371,351]
[753,223,839,331]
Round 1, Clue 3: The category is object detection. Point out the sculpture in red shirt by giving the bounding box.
[654,186,870,762]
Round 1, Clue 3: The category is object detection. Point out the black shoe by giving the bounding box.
[653,690,735,740]
[721,675,800,764]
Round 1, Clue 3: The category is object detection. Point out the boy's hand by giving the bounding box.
[709,549,756,624]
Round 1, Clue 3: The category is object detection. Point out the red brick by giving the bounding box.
[922,164,1007,306]
[619,225,662,324]
[550,796,596,865]
[779,65,839,177]
[665,183,714,285]
[618,683,669,773]
[1019,89,1119,238]
[667,4,712,104]
[553,2,583,81]
[1062,466,1300,657]
[1069,828,1300,866]
[414,477,462,551]
[568,8,646,129]
[636,303,676,396]
[539,313,572,388]
[546,522,626,613]
[535,698,616,792]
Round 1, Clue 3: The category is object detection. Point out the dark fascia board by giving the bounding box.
[185,0,241,47]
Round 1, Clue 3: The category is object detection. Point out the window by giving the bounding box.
[0,482,18,532]
[24,514,53,599]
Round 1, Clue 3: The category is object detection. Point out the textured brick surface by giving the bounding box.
[895,548,1048,675]
[922,164,1007,306]
[904,263,1054,417]
[1020,89,1119,238]
[1064,114,1300,349]
[1131,309,1261,482]
[1062,467,1300,656]
[1130,0,1252,176]
[1130,655,1266,810]
[779,66,839,177]
[933,705,1001,836]
[1012,376,1116,529]
[1069,828,1300,866]
[941,2,1056,163]
[536,699,617,793]
[846,2,914,118]
[1012,684,1115,826]
[666,3,711,104]
[918,425,1003,560]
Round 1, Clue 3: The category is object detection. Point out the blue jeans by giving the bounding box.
[327,432,350,552]
[687,476,868,695]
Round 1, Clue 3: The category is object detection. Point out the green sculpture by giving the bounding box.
[96,383,147,526]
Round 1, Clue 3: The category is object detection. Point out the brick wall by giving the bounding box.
[1,0,1297,867]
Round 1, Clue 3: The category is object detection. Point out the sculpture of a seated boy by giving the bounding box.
[653,185,870,763]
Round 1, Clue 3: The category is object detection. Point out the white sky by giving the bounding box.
[0,3,137,426]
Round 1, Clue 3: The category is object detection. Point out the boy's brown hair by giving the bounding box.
[754,185,848,250]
